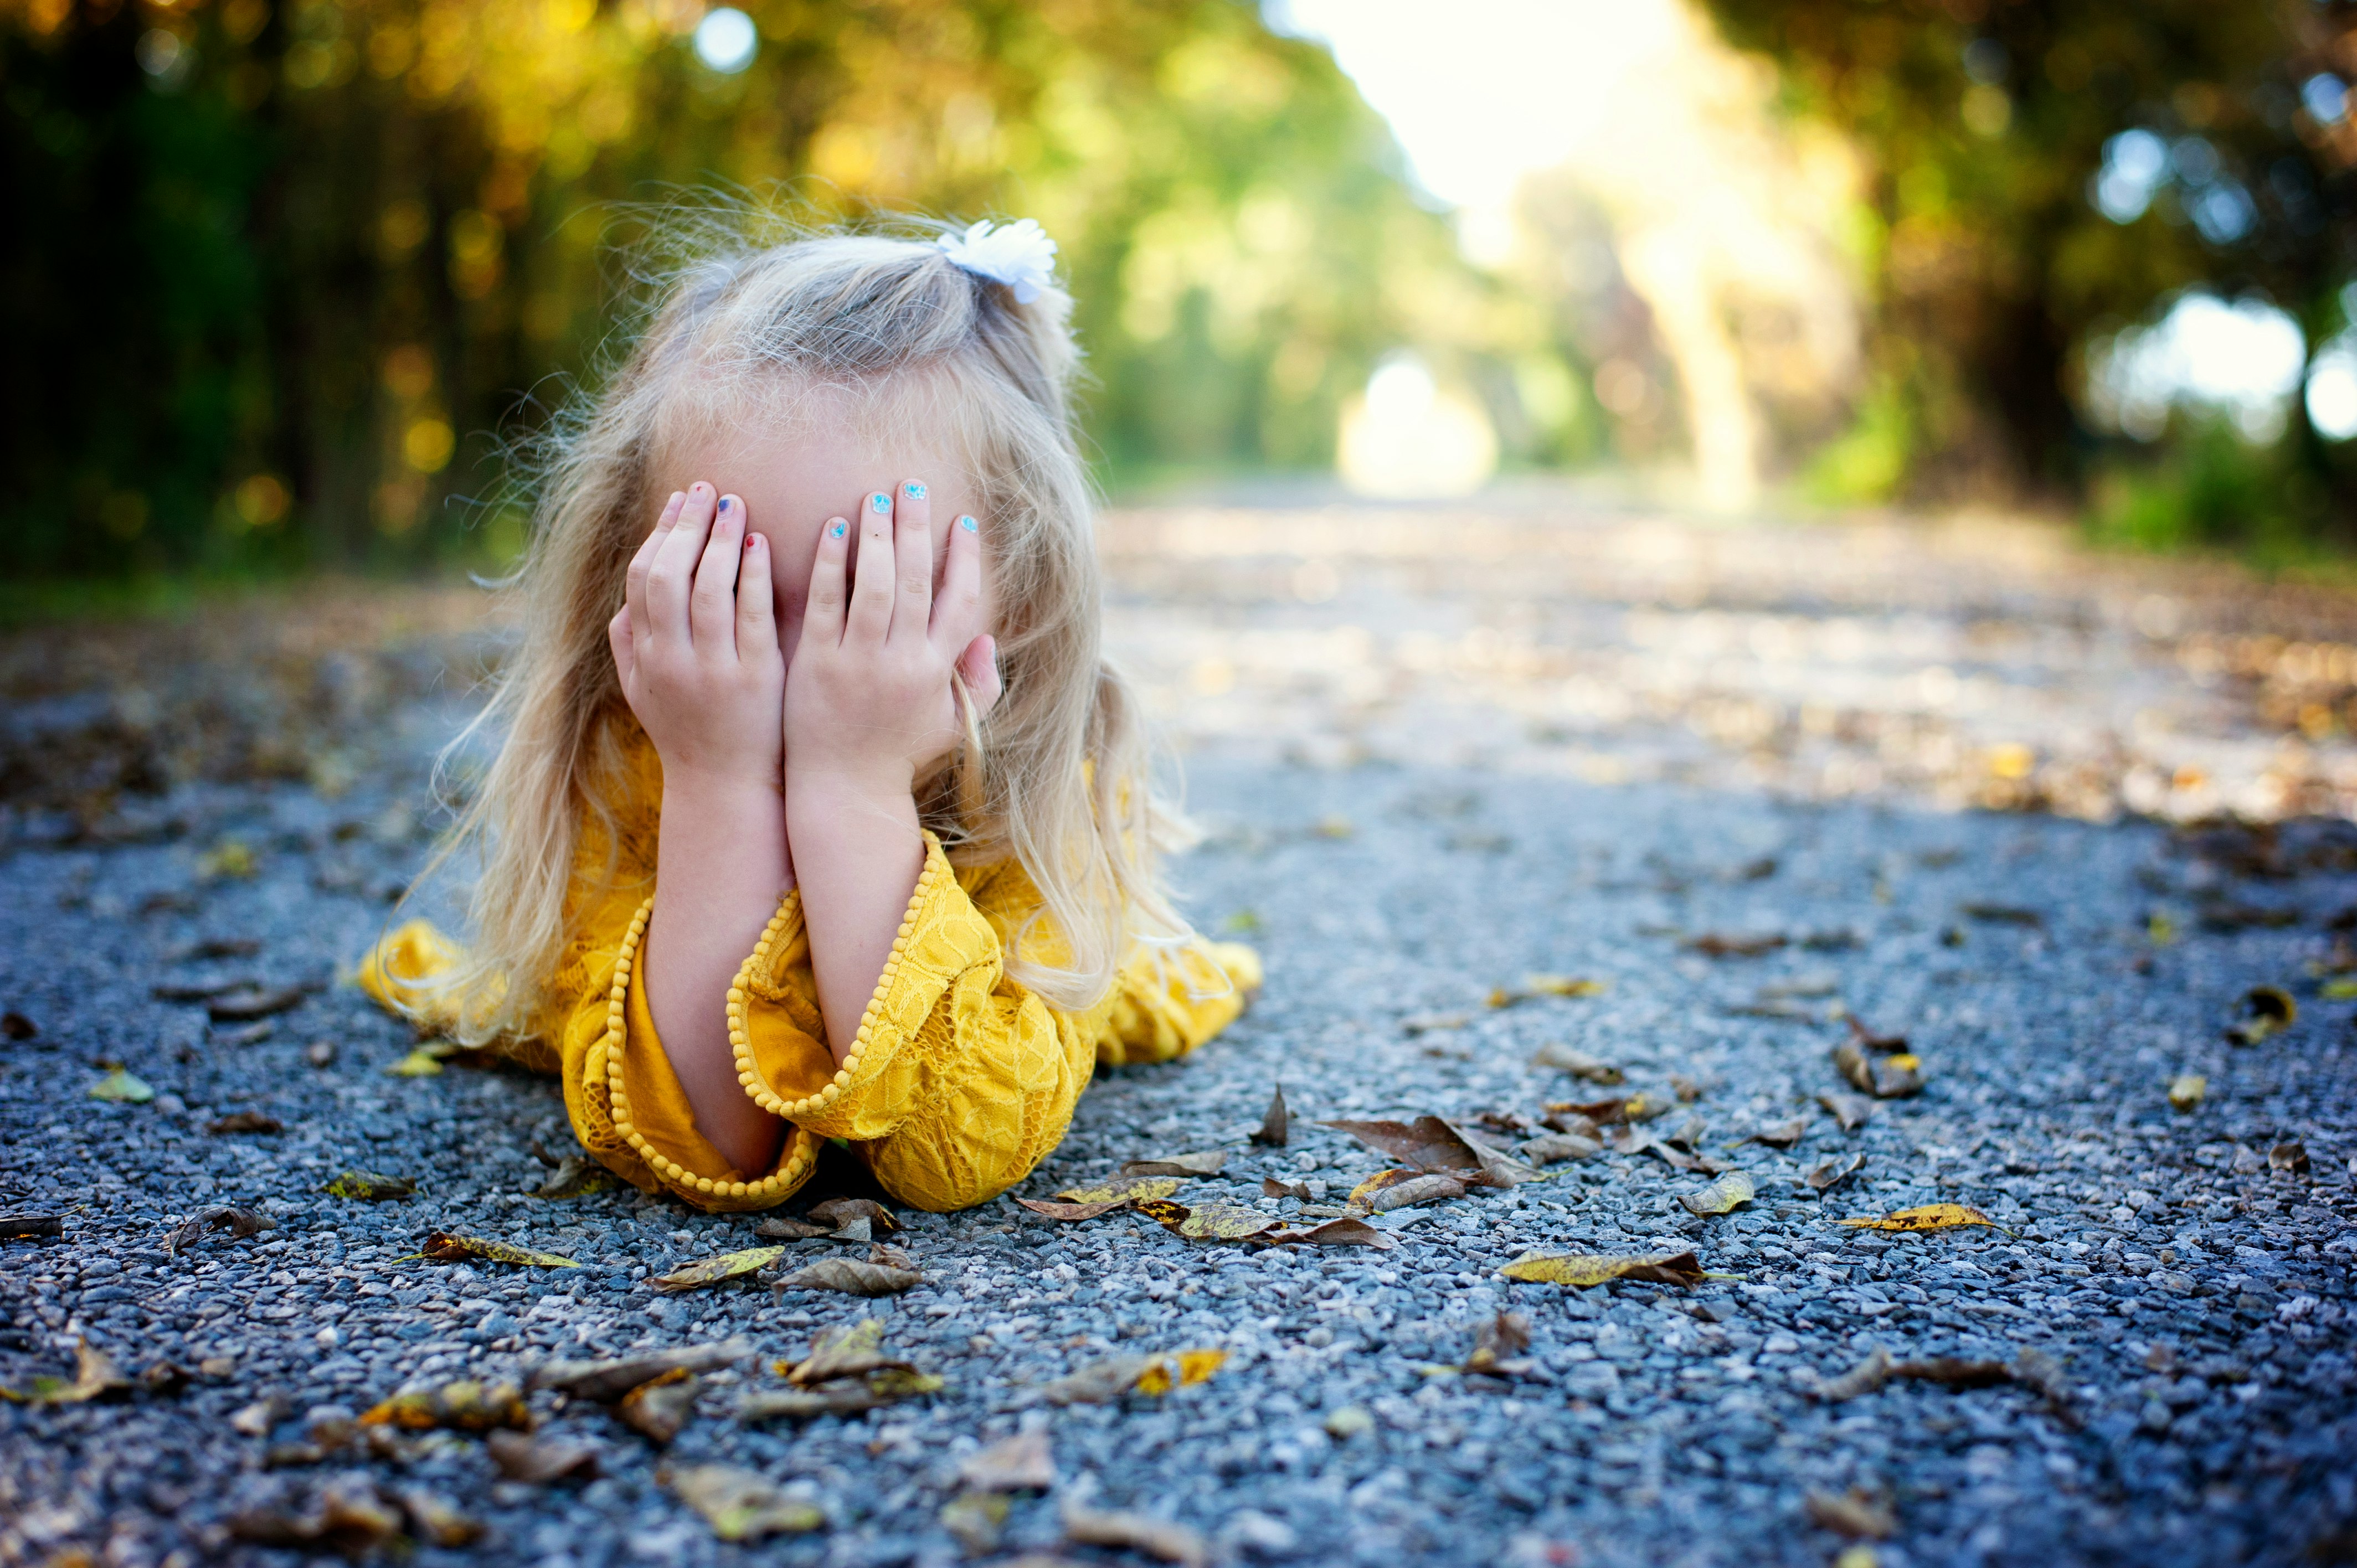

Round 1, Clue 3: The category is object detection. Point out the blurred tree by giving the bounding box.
[1699,0,2357,518]
[1,0,1455,577]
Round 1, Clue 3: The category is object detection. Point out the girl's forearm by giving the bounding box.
[642,772,792,1174]
[785,771,926,1064]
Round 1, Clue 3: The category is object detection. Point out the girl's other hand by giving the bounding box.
[608,483,786,791]
[786,479,1001,796]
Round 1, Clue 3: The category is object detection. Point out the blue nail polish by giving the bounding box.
[904,481,927,500]
[959,515,977,532]
[870,492,891,514]
[830,521,847,539]
[717,496,731,513]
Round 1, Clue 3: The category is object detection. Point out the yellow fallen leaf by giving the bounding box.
[88,1068,155,1104]
[1134,1348,1227,1395]
[2323,978,2357,1000]
[1497,1251,1707,1288]
[668,1464,824,1541]
[361,1378,529,1432]
[653,1247,784,1292]
[1677,1170,1756,1216]
[323,1170,415,1200]
[2226,985,2295,1045]
[383,1046,452,1077]
[416,1232,579,1267]
[2167,1074,2206,1112]
[197,838,257,879]
[1051,1176,1181,1205]
[1836,1204,2006,1235]
[1525,974,1607,997]
[1132,1198,1281,1241]
[0,1341,129,1405]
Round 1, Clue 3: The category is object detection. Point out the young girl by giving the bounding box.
[361,217,1259,1214]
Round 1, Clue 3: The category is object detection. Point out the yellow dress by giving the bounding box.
[358,734,1260,1214]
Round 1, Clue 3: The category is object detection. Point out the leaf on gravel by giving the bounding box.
[486,1430,600,1483]
[1817,1091,1876,1132]
[652,1247,784,1293]
[737,1369,943,1422]
[1249,1082,1289,1146]
[771,1258,922,1296]
[1497,1251,1707,1288]
[1261,1177,1313,1200]
[1678,1170,1757,1215]
[940,1490,1010,1554]
[1259,1218,1397,1249]
[784,1319,901,1386]
[1016,1197,1130,1222]
[1896,1356,2014,1388]
[197,838,259,880]
[1516,1132,1602,1165]
[163,1205,274,1256]
[205,1111,282,1134]
[668,1464,824,1541]
[383,1044,452,1077]
[959,1430,1058,1492]
[2270,1141,2310,1174]
[0,1340,130,1405]
[1062,1494,1209,1568]
[1529,1043,1625,1084]
[396,1488,482,1547]
[205,986,308,1023]
[2226,985,2296,1045]
[88,1067,155,1103]
[528,1156,617,1199]
[1134,1198,1282,1241]
[1833,1039,1922,1098]
[1742,1118,1808,1148]
[1490,975,1607,1007]
[1805,1153,1866,1194]
[2011,1346,2081,1427]
[1682,932,1787,958]
[1401,1012,1470,1034]
[2167,1074,2207,1112]
[1805,1487,1897,1540]
[1837,1203,2005,1235]
[1134,1348,1228,1395]
[1043,1349,1223,1405]
[1547,1095,1666,1127]
[1845,1015,1908,1054]
[361,1378,530,1432]
[418,1232,578,1267]
[1324,1115,1540,1187]
[1120,1151,1228,1177]
[0,1212,64,1239]
[1458,1311,1535,1378]
[1959,901,2042,927]
[229,1479,403,1552]
[1346,1170,1465,1213]
[617,1369,700,1444]
[1,1010,37,1039]
[808,1197,898,1235]
[323,1170,415,1200]
[527,1341,750,1402]
[753,1215,836,1239]
[1052,1175,1183,1204]
[1813,1347,1893,1401]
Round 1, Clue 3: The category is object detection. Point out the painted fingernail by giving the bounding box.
[717,496,732,514]
[959,515,977,532]
[870,492,891,514]
[830,521,848,539]
[903,481,927,499]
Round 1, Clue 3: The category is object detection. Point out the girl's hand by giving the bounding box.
[608,483,785,792]
[785,479,1001,796]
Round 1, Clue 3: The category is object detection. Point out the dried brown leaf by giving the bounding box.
[1133,1198,1282,1240]
[1516,1132,1602,1165]
[1062,1496,1208,1568]
[1805,1153,1866,1194]
[1743,1118,1808,1148]
[1259,1218,1397,1249]
[529,1156,618,1199]
[1324,1116,1538,1186]
[205,986,308,1023]
[959,1431,1058,1492]
[1677,1170,1756,1216]
[808,1197,898,1234]
[205,1111,282,1135]
[652,1246,783,1292]
[528,1340,750,1402]
[1052,1175,1183,1204]
[361,1378,529,1432]
[2226,985,2296,1045]
[395,1487,482,1547]
[785,1319,900,1385]
[1805,1487,1896,1540]
[0,1340,130,1405]
[1833,1039,1923,1098]
[2271,1140,2310,1174]
[1347,1170,1465,1212]
[1250,1084,1289,1146]
[229,1479,404,1552]
[1260,1177,1313,1201]
[0,1211,64,1239]
[1547,1095,1668,1127]
[1682,932,1787,958]
[1497,1251,1706,1288]
[617,1369,700,1444]
[773,1257,922,1296]
[322,1170,414,1200]
[753,1215,836,1239]
[162,1205,274,1256]
[418,1231,578,1267]
[668,1464,824,1541]
[486,1430,601,1483]
[1016,1196,1129,1221]
[1817,1091,1876,1132]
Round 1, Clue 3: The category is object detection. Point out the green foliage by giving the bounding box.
[2085,419,2328,561]
[1700,0,2353,512]
[1,0,1455,577]
[1802,376,1912,505]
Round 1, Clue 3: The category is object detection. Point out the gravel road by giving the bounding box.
[3,494,2354,1568]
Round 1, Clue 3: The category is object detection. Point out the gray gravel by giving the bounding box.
[4,731,2355,1568]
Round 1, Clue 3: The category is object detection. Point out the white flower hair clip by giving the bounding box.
[937,218,1059,305]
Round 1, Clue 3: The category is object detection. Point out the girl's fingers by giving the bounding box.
[647,483,718,644]
[736,528,776,657]
[606,605,636,690]
[801,515,853,649]
[957,633,1002,719]
[889,478,934,641]
[625,490,686,650]
[688,493,746,653]
[930,509,984,656]
[846,486,898,642]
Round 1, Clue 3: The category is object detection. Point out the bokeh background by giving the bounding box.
[7,0,2357,587]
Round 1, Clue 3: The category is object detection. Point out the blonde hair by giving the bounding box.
[432,212,1188,1041]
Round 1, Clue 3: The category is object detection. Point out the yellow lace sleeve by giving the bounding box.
[728,833,1098,1213]
[1094,937,1262,1066]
